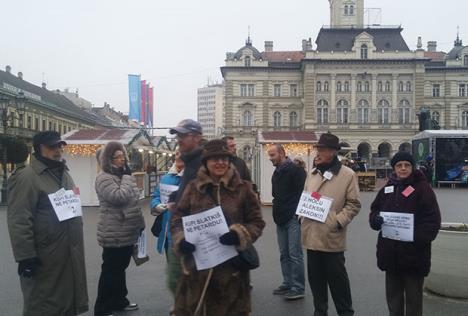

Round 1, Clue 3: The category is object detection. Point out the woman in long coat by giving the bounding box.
[171,139,265,316]
[369,151,441,316]
[94,141,145,316]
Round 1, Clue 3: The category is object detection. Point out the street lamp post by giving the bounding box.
[0,92,26,204]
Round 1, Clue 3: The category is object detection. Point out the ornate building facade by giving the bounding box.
[221,0,468,164]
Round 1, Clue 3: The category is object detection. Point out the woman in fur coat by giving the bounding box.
[171,139,265,316]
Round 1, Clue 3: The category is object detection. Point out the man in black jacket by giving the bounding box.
[268,144,307,300]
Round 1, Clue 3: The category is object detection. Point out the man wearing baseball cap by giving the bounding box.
[7,131,89,315]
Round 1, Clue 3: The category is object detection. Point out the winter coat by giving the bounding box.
[171,165,265,316]
[231,156,252,182]
[95,142,145,248]
[151,164,182,253]
[174,147,203,204]
[369,169,441,277]
[7,155,88,316]
[271,159,307,225]
[302,159,361,252]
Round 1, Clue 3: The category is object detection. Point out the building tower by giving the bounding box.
[329,0,364,28]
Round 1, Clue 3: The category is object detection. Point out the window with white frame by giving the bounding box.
[337,99,349,124]
[290,84,298,96]
[316,81,322,92]
[243,110,253,126]
[364,81,370,92]
[344,5,349,15]
[357,81,362,92]
[357,99,369,124]
[406,81,412,92]
[378,81,383,92]
[378,100,390,124]
[432,111,440,124]
[398,81,404,92]
[398,99,411,124]
[349,5,354,15]
[274,84,281,97]
[324,81,329,92]
[385,81,391,92]
[459,84,466,97]
[245,56,251,67]
[240,84,247,97]
[462,111,468,127]
[337,81,342,92]
[273,111,282,127]
[432,84,440,97]
[248,84,255,96]
[361,44,368,59]
[317,100,329,124]
[344,81,350,92]
[289,111,298,128]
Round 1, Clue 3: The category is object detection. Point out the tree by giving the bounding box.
[0,135,29,164]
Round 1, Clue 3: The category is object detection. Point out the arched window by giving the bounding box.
[357,99,369,124]
[273,111,282,128]
[289,111,298,128]
[243,110,252,126]
[344,5,349,15]
[337,99,349,124]
[432,111,440,124]
[243,145,251,161]
[317,100,329,124]
[385,81,391,92]
[361,44,368,59]
[462,111,468,127]
[378,142,392,158]
[344,81,350,92]
[349,5,354,15]
[406,81,412,92]
[398,99,411,124]
[245,56,251,67]
[398,81,404,92]
[357,81,362,92]
[377,81,383,92]
[364,81,370,92]
[378,100,390,124]
[324,81,329,92]
[316,81,322,92]
[337,81,342,92]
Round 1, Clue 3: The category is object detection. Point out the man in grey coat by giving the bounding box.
[7,131,88,316]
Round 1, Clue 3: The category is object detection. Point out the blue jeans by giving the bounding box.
[276,216,305,293]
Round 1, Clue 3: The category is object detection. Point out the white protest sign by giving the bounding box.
[137,230,147,258]
[159,184,179,204]
[381,212,414,242]
[182,206,238,270]
[48,188,83,222]
[296,192,333,223]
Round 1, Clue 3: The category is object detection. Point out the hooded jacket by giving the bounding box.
[369,169,441,277]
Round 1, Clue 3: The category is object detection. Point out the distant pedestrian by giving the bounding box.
[293,157,306,169]
[94,141,145,316]
[369,151,441,316]
[7,131,89,316]
[302,132,361,316]
[268,144,307,300]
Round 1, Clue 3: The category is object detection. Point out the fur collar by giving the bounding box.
[195,164,241,193]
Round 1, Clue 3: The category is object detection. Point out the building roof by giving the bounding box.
[233,39,263,59]
[446,45,466,60]
[62,128,153,146]
[261,51,305,62]
[424,51,446,62]
[258,131,319,144]
[315,27,410,52]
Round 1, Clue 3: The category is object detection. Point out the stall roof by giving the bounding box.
[412,130,468,140]
[62,128,153,146]
[257,131,319,144]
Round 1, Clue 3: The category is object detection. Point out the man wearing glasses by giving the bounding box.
[7,131,88,315]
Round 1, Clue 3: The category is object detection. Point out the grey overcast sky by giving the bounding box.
[0,0,466,133]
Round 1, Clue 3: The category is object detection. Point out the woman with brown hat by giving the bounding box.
[171,139,265,316]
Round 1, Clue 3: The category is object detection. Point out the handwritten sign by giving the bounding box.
[159,184,179,204]
[381,212,414,242]
[137,230,147,258]
[48,188,82,222]
[182,206,238,270]
[296,192,333,223]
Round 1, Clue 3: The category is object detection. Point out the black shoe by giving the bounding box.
[123,303,139,311]
[273,285,290,295]
[284,290,305,300]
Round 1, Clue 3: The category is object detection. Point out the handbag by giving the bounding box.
[233,244,260,271]
[150,215,163,237]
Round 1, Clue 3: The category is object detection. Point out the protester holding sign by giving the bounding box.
[171,139,265,316]
[94,141,145,316]
[301,132,361,316]
[369,151,441,316]
[7,131,89,316]
[150,151,184,297]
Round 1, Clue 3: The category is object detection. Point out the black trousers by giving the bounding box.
[307,250,354,316]
[385,272,424,316]
[94,245,133,316]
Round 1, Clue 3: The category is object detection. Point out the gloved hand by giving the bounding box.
[18,257,42,278]
[219,231,240,246]
[179,239,196,254]
[123,163,132,176]
[370,215,384,231]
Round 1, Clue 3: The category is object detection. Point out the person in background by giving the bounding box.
[94,141,145,316]
[419,155,434,184]
[7,131,89,316]
[302,132,361,316]
[150,151,184,299]
[268,144,307,301]
[369,151,441,316]
[293,157,306,170]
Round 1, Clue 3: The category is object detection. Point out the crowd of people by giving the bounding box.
[6,120,441,316]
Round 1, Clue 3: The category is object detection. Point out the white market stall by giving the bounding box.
[61,128,154,206]
[252,131,319,204]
